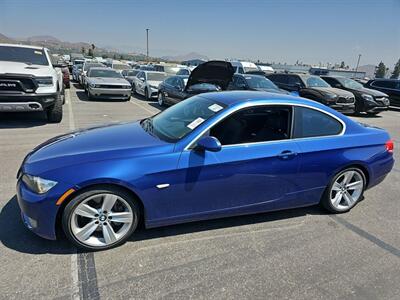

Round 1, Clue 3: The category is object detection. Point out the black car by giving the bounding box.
[157,60,234,106]
[364,79,400,106]
[267,73,355,113]
[227,74,290,94]
[322,76,389,115]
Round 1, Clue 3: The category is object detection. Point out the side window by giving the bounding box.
[164,77,175,85]
[322,77,337,86]
[372,80,396,89]
[210,106,292,146]
[269,74,287,84]
[293,107,343,138]
[287,75,302,86]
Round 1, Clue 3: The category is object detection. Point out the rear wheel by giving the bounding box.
[62,186,139,251]
[321,168,366,213]
[46,92,63,123]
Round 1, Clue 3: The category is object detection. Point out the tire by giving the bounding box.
[320,167,366,213]
[46,92,63,123]
[133,84,137,95]
[62,186,140,251]
[158,92,165,106]
[87,89,93,100]
[366,111,380,116]
[145,88,150,101]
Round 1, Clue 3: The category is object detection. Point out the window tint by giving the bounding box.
[268,74,288,84]
[164,77,175,85]
[372,80,397,89]
[293,107,342,138]
[321,77,338,86]
[287,75,302,86]
[210,106,291,145]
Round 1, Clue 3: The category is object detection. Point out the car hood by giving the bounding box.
[147,80,162,87]
[22,122,173,175]
[88,77,130,85]
[185,60,234,91]
[348,86,388,97]
[0,61,54,77]
[311,87,354,97]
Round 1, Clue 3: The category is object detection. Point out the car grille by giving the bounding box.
[0,75,37,93]
[337,96,355,104]
[98,85,126,89]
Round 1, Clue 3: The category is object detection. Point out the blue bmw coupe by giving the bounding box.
[17,91,394,250]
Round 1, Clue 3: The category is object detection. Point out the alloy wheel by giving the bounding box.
[158,93,164,106]
[330,170,364,210]
[70,193,134,247]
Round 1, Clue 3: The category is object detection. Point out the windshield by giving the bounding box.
[84,63,104,71]
[89,69,123,78]
[305,76,331,88]
[337,77,364,89]
[142,96,226,142]
[127,70,139,76]
[245,76,279,90]
[0,46,49,65]
[243,66,259,73]
[147,73,169,81]
[113,64,130,70]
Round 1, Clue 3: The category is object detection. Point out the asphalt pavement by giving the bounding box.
[0,83,399,300]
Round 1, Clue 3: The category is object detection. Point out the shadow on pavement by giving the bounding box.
[75,90,130,103]
[0,193,327,254]
[0,112,48,128]
[0,196,73,255]
[129,205,327,243]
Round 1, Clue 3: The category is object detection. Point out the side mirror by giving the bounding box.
[195,136,222,152]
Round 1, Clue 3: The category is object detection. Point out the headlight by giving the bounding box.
[22,174,57,194]
[36,77,53,87]
[89,83,97,88]
[123,85,131,89]
[149,85,157,89]
[361,94,375,102]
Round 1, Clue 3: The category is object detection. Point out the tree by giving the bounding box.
[119,54,124,60]
[340,61,345,68]
[391,58,400,79]
[91,44,96,57]
[81,47,85,55]
[88,48,93,57]
[375,61,387,78]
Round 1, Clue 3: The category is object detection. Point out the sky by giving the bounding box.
[1,0,399,67]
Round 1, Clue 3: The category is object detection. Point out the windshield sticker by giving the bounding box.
[208,104,223,112]
[34,51,43,55]
[187,117,205,130]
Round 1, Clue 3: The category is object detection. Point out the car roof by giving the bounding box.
[0,43,46,50]
[142,71,166,74]
[369,78,400,82]
[89,67,116,71]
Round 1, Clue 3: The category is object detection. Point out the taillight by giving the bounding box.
[385,139,394,153]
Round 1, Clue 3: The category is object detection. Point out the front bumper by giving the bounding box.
[329,103,355,114]
[149,87,158,98]
[0,92,58,112]
[89,87,131,99]
[16,177,73,240]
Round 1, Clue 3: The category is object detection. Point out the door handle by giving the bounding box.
[277,150,298,160]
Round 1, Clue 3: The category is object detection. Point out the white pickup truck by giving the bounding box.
[0,43,64,122]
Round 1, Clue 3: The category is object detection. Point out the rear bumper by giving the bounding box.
[0,92,57,111]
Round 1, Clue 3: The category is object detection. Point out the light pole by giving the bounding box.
[146,28,149,62]
[354,54,361,78]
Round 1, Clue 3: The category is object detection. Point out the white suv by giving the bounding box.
[0,43,64,122]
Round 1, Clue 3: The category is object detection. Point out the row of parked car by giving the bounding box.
[71,56,399,117]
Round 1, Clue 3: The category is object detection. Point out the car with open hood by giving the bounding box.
[85,67,131,100]
[157,60,234,106]
[267,73,356,114]
[322,75,390,115]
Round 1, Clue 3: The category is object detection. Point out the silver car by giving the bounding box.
[86,67,131,100]
[132,71,170,100]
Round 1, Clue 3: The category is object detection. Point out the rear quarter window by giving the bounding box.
[293,106,343,138]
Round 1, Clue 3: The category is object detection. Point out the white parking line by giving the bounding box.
[66,89,76,131]
[70,249,80,300]
[130,98,158,114]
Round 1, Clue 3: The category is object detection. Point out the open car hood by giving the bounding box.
[185,60,234,91]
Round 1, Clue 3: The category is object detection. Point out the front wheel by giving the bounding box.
[46,92,63,123]
[87,89,93,100]
[320,168,366,213]
[62,187,140,251]
[145,88,150,101]
[158,92,165,106]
